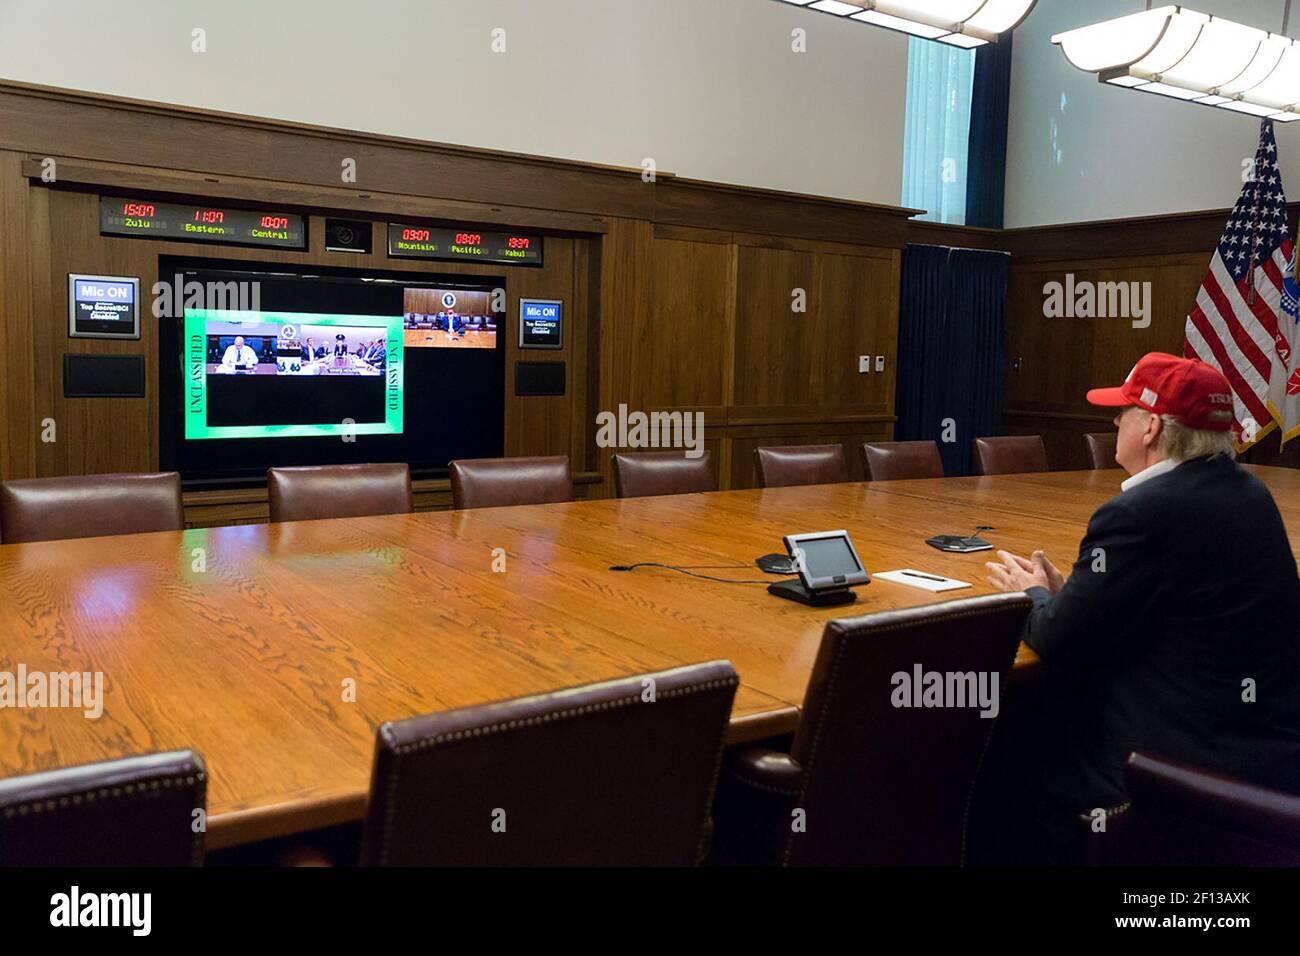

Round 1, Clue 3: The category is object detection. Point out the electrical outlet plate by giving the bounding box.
[859,355,871,373]
[874,355,885,372]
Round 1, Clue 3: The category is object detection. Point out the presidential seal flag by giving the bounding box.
[1183,119,1293,449]
[1278,239,1300,446]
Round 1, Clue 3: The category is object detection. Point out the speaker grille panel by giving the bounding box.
[64,354,145,398]
[514,361,565,397]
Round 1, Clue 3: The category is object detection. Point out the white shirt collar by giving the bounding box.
[1120,457,1180,492]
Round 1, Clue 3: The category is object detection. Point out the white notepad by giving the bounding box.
[875,569,972,593]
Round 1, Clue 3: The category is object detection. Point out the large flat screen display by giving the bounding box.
[159,261,504,485]
[183,310,403,440]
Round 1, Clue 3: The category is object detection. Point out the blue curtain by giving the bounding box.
[965,34,1013,229]
[895,245,1010,477]
[902,37,976,224]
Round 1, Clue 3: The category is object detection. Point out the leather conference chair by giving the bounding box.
[1084,432,1118,470]
[861,440,945,481]
[359,661,738,866]
[0,472,184,544]
[972,435,1050,476]
[612,450,716,499]
[753,444,848,488]
[450,455,572,510]
[713,593,1031,866]
[1079,752,1300,867]
[267,463,412,523]
[0,750,206,866]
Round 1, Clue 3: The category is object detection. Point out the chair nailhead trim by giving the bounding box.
[375,676,739,865]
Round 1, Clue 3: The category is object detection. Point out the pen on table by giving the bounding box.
[901,571,947,582]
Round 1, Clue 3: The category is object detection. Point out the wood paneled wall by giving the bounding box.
[1003,251,1213,470]
[597,224,900,491]
[992,214,1300,471]
[0,81,915,514]
[10,184,584,482]
[8,79,1289,513]
[910,211,1300,472]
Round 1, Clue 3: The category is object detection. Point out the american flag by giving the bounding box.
[1184,119,1294,448]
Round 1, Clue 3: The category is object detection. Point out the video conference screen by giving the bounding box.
[403,288,497,349]
[185,311,403,440]
[159,261,505,485]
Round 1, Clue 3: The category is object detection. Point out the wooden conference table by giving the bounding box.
[1,466,1295,849]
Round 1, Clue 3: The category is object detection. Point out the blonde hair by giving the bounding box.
[1156,413,1237,462]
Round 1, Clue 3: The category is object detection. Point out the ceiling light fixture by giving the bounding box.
[1053,3,1300,122]
[773,0,1038,47]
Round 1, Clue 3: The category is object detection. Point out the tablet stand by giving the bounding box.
[767,579,857,607]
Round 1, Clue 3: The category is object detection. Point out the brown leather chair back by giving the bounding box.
[0,750,206,866]
[1082,752,1300,866]
[1084,432,1118,470]
[359,661,738,866]
[783,594,1030,865]
[450,456,572,510]
[972,435,1049,475]
[861,441,945,481]
[0,472,184,544]
[754,444,848,488]
[267,463,412,523]
[612,450,716,498]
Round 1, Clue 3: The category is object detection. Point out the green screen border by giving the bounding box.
[184,309,404,440]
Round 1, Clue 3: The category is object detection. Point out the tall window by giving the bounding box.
[902,37,976,224]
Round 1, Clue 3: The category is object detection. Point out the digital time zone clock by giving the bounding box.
[100,198,306,250]
[386,224,543,266]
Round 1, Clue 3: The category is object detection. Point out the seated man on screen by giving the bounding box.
[301,338,322,362]
[983,352,1300,862]
[221,335,259,371]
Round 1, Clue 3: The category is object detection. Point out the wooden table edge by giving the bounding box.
[207,791,369,852]
[202,704,805,849]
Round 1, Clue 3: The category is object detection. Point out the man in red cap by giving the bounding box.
[983,352,1300,862]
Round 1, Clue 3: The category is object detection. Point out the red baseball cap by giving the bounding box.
[1086,353,1235,431]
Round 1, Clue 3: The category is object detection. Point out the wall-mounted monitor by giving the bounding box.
[182,310,404,441]
[403,288,498,350]
[158,261,505,486]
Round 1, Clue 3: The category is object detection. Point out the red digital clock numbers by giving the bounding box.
[102,197,306,249]
[387,223,541,264]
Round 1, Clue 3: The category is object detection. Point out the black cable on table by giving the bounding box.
[608,562,795,585]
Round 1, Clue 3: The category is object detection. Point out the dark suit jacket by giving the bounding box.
[1022,454,1300,811]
